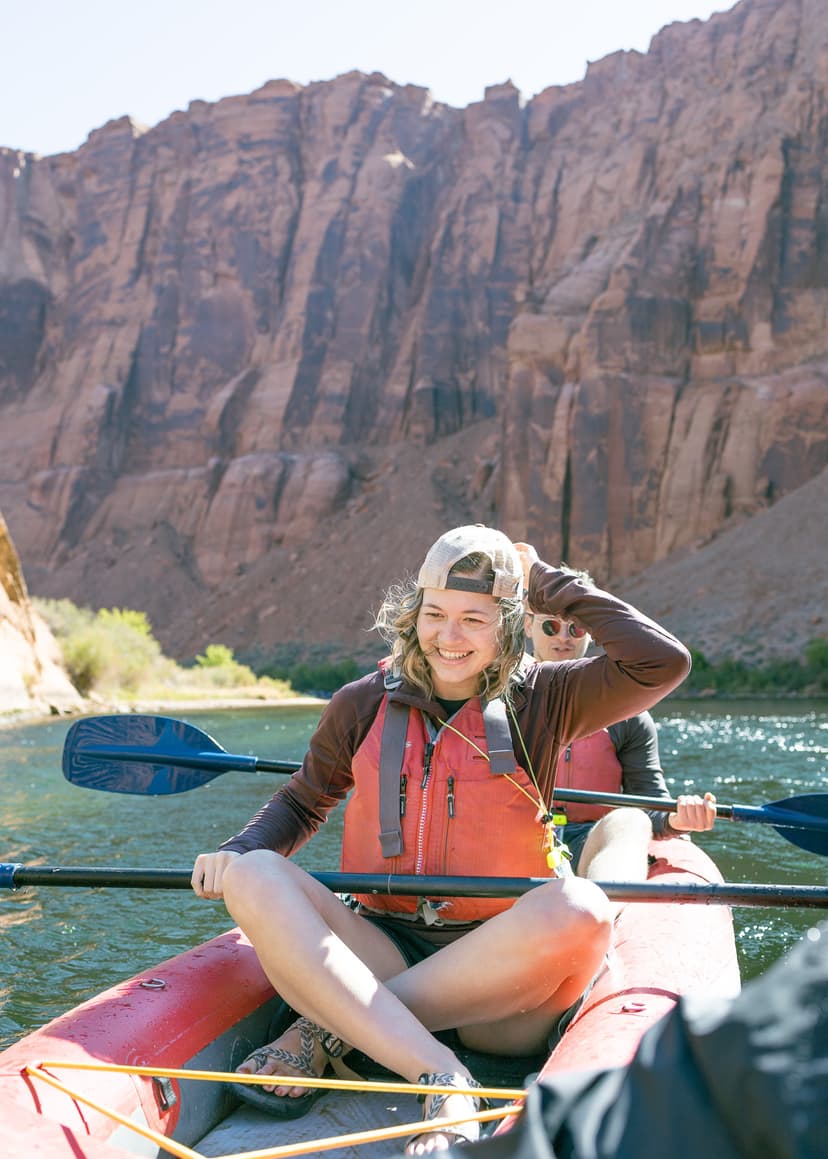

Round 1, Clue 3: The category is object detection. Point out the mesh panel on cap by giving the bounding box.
[417,525,522,599]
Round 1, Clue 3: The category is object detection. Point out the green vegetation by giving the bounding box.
[35,598,294,702]
[250,639,373,696]
[683,639,828,696]
[193,644,257,687]
[257,656,363,695]
[34,596,827,702]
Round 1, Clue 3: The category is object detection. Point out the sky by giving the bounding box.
[3,0,739,157]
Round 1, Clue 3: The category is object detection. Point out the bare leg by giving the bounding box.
[223,852,462,1075]
[387,874,612,1055]
[223,851,611,1152]
[577,810,652,884]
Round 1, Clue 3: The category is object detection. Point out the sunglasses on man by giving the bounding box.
[538,617,588,639]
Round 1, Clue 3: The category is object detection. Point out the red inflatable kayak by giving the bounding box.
[0,839,739,1158]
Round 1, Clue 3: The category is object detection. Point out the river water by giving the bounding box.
[1,699,826,1051]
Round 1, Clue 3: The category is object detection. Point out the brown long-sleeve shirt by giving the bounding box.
[220,562,691,857]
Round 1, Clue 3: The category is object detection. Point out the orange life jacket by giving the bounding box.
[555,730,623,822]
[340,696,553,922]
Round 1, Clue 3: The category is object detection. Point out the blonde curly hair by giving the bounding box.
[374,552,525,701]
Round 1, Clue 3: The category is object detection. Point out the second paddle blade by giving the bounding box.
[767,793,828,856]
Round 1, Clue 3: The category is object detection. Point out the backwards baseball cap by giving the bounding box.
[417,525,523,599]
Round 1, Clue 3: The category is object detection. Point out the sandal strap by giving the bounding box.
[246,1017,320,1078]
[408,1072,485,1150]
[295,1015,350,1061]
[305,1020,345,1059]
[296,1017,364,1082]
[243,1015,363,1085]
[417,1070,483,1115]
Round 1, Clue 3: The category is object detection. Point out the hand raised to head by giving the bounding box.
[512,542,539,591]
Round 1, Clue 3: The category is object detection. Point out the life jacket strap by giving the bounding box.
[378,700,408,857]
[376,696,518,857]
[481,697,518,776]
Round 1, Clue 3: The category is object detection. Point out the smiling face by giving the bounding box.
[416,587,501,699]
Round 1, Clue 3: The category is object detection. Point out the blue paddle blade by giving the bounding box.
[767,794,828,856]
[63,715,236,795]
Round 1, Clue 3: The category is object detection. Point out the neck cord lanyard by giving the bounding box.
[436,709,572,873]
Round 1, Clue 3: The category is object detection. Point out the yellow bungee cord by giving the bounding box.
[27,1061,527,1159]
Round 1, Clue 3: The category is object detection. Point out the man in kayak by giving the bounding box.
[524,580,716,882]
[191,525,691,1154]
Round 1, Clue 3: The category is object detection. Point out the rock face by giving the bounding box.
[0,515,82,715]
[0,0,826,663]
[619,465,828,664]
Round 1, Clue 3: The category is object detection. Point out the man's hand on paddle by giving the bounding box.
[191,850,240,899]
[669,792,717,832]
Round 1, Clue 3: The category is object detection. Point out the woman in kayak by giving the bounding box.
[191,524,691,1154]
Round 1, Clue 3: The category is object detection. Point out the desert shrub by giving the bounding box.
[36,601,165,694]
[35,598,297,699]
[60,628,106,695]
[192,644,257,687]
[34,597,93,639]
[95,608,165,691]
[804,638,828,690]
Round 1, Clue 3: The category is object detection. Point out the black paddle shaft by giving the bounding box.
[3,864,828,907]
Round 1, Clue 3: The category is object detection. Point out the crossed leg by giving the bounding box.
[222,850,612,1152]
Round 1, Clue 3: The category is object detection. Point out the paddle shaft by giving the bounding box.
[76,744,298,775]
[555,789,828,832]
[66,744,828,831]
[65,745,715,809]
[3,864,827,907]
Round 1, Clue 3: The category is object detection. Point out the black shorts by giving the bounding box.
[358,911,443,968]
[358,907,596,1054]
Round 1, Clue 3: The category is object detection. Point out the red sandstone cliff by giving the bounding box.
[0,0,826,664]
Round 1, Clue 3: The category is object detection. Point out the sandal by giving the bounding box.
[231,1016,348,1119]
[405,1071,485,1154]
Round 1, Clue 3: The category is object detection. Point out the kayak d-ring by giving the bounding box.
[139,977,167,990]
